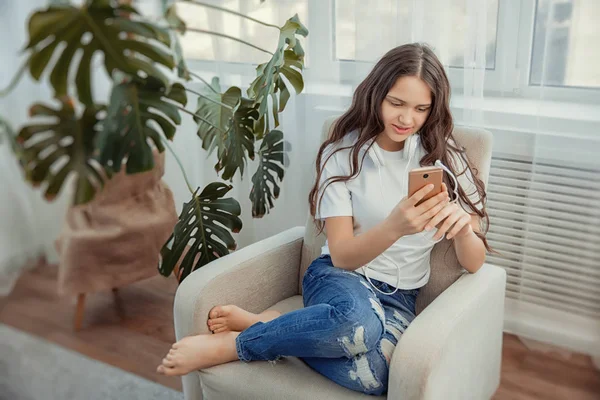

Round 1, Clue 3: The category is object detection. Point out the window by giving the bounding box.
[176,0,308,65]
[530,0,600,89]
[169,0,599,102]
[334,0,499,69]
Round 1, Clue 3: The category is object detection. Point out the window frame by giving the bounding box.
[315,0,515,93]
[179,0,599,104]
[515,0,600,103]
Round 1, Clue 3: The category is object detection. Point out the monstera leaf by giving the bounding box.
[217,98,258,180]
[25,0,173,106]
[250,130,286,217]
[247,14,307,138]
[159,182,243,282]
[163,4,190,80]
[16,98,105,205]
[97,77,187,174]
[195,78,257,181]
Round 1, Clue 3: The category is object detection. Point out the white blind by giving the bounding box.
[486,155,600,320]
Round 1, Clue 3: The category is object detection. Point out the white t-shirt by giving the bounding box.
[315,130,481,289]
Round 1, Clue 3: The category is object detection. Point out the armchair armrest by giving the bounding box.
[388,263,507,400]
[173,226,305,340]
[174,226,304,400]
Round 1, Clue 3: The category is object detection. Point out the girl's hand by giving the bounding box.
[387,184,449,238]
[425,199,473,241]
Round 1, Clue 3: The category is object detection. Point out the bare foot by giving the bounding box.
[207,305,281,333]
[156,331,240,376]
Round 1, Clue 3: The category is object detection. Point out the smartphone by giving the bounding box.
[408,166,444,206]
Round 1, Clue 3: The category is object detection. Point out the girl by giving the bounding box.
[157,43,490,396]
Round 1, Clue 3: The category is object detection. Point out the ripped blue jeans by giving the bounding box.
[235,255,419,395]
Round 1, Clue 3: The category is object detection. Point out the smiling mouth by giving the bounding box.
[392,124,413,134]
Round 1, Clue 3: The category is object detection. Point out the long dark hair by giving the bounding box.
[308,43,491,251]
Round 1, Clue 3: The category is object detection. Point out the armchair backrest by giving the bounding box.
[298,116,493,314]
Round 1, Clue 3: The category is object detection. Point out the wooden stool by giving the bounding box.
[73,288,121,331]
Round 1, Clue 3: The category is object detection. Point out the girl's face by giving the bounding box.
[377,75,432,151]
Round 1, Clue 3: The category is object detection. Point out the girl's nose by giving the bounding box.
[398,111,413,126]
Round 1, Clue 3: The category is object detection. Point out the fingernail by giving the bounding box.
[447,234,453,239]
[425,226,431,231]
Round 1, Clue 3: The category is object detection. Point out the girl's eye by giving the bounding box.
[390,101,402,107]
[417,108,429,113]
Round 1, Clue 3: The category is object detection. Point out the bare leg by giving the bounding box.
[207,305,281,333]
[157,331,240,376]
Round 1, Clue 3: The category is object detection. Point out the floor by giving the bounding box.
[1,264,599,399]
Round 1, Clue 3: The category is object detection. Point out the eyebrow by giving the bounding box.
[386,95,431,107]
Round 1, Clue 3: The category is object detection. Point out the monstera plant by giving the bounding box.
[0,116,14,145]
[1,0,308,282]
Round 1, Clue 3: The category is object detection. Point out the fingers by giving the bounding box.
[433,207,467,241]
[407,184,435,207]
[415,190,449,215]
[425,202,458,233]
[415,195,450,225]
[447,214,472,239]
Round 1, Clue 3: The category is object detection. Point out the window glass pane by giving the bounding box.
[177,0,308,64]
[334,0,498,69]
[530,0,600,88]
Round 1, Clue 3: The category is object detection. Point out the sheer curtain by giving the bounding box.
[0,0,110,295]
[171,0,600,358]
[0,0,56,295]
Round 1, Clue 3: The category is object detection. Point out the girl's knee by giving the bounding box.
[336,315,384,357]
[332,300,385,356]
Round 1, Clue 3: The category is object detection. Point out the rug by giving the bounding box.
[0,323,182,400]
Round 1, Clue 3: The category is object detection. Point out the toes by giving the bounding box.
[162,357,176,368]
[157,365,168,374]
[208,317,226,326]
[209,306,222,319]
[159,365,179,376]
[220,305,233,314]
